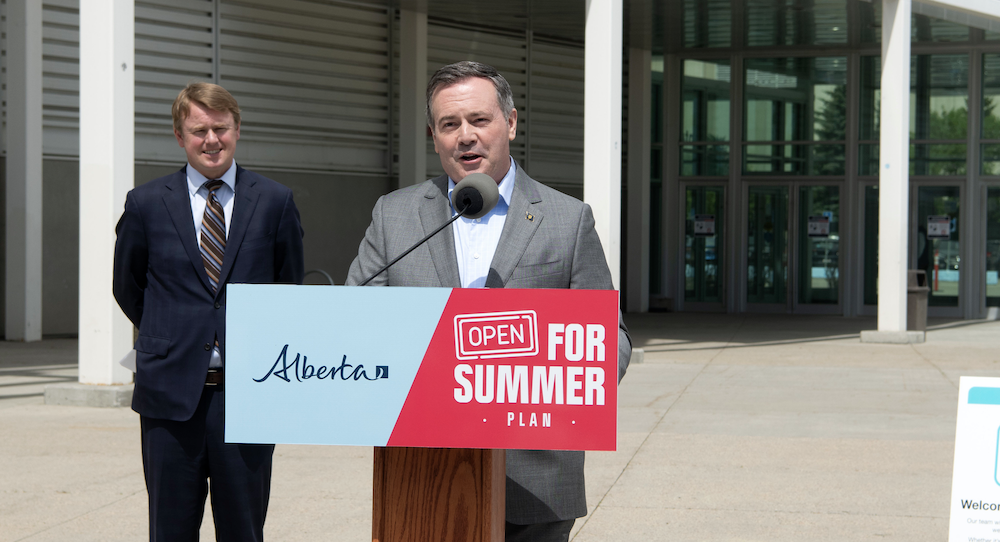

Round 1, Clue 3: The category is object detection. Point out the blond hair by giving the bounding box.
[172,82,242,132]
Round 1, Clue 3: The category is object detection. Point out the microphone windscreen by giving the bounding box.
[451,173,500,219]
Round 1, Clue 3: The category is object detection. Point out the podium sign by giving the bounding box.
[225,284,620,451]
[948,377,1000,541]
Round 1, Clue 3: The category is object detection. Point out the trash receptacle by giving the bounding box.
[908,270,929,331]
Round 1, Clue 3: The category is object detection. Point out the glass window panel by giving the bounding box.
[798,186,839,305]
[860,55,969,176]
[983,144,1000,175]
[685,187,725,303]
[859,3,973,43]
[988,188,1000,306]
[747,186,789,304]
[916,186,961,307]
[863,186,879,305]
[912,12,971,43]
[859,143,879,176]
[745,57,847,143]
[743,144,844,175]
[987,30,1000,41]
[683,0,731,48]
[911,144,967,176]
[982,54,1000,140]
[682,145,729,176]
[745,0,848,47]
[859,56,880,141]
[683,60,731,142]
[911,55,968,141]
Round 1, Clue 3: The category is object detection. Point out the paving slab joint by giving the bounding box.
[859,330,926,344]
[44,382,134,408]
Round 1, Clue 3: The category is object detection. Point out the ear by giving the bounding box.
[174,128,184,147]
[507,108,518,141]
[234,123,241,142]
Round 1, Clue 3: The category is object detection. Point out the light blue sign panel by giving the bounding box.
[225,284,451,445]
[969,387,1000,406]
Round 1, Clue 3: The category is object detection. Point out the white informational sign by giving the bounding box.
[693,214,715,237]
[807,215,831,238]
[929,215,951,240]
[948,377,1000,541]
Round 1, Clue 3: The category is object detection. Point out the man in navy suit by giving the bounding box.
[114,83,304,541]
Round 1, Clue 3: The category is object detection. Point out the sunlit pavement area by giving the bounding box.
[3,313,997,541]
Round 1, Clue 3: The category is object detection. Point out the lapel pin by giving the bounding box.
[526,212,534,222]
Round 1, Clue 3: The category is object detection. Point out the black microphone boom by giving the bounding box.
[358,173,500,286]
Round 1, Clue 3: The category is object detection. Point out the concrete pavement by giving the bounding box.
[2,313,995,541]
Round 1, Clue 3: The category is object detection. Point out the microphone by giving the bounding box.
[359,173,501,286]
[451,173,499,219]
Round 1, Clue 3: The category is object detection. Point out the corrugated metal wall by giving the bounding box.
[423,19,585,191]
[4,1,584,185]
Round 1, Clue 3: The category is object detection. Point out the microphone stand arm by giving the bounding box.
[358,203,469,286]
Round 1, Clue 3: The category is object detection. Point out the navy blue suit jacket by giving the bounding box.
[114,165,305,422]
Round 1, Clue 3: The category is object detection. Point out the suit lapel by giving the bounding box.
[420,176,461,288]
[490,166,543,286]
[162,167,215,293]
[218,166,260,293]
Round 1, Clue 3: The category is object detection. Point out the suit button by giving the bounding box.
[215,302,221,309]
[204,343,212,351]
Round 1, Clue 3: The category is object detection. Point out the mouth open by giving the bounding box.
[204,150,221,155]
[460,153,481,163]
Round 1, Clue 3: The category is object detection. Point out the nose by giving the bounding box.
[205,128,220,145]
[457,122,476,145]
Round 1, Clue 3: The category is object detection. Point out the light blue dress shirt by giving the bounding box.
[185,161,237,368]
[447,157,516,288]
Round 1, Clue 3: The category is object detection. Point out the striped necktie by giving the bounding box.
[200,180,226,292]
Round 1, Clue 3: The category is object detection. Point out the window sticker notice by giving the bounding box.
[693,214,715,237]
[948,377,1000,541]
[928,215,951,240]
[807,215,831,238]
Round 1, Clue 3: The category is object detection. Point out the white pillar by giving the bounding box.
[864,0,919,343]
[5,0,44,342]
[399,9,428,186]
[78,0,135,385]
[584,0,624,289]
[626,47,651,312]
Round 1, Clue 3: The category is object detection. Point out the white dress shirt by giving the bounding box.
[185,161,237,367]
[447,157,516,288]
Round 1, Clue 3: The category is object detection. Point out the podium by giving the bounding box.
[372,447,504,542]
[223,285,620,542]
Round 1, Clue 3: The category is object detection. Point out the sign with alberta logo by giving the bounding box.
[949,377,1000,541]
[224,284,620,451]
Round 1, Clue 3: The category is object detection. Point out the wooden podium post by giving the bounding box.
[372,447,505,542]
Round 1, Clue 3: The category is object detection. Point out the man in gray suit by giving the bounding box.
[346,61,631,542]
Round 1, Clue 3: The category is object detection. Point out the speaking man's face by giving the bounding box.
[174,101,241,180]
[429,77,517,184]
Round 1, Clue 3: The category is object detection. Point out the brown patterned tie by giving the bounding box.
[200,180,226,292]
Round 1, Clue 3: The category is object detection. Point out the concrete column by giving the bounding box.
[863,0,922,344]
[399,9,428,186]
[77,0,135,386]
[5,0,44,342]
[584,0,624,289]
[626,47,651,313]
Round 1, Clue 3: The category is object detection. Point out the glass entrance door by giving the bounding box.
[747,186,789,304]
[797,186,840,305]
[916,186,961,307]
[685,186,724,304]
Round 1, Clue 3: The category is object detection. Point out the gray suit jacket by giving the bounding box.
[346,164,631,524]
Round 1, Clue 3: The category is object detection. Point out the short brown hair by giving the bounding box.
[172,82,242,132]
[426,61,514,130]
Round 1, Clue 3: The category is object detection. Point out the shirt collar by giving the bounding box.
[186,161,237,197]
[447,156,516,212]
